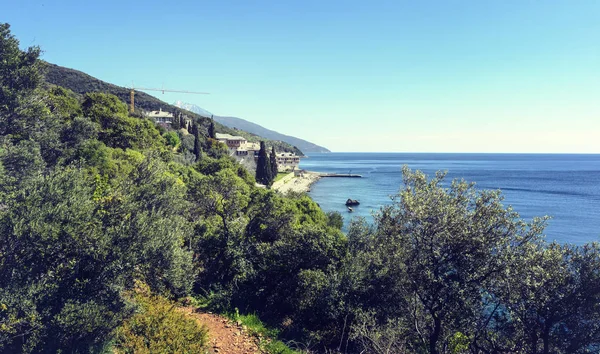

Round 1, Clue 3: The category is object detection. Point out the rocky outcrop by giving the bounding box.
[345,199,360,206]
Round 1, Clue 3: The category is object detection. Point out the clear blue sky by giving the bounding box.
[4,0,600,152]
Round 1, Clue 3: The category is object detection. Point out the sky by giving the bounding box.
[3,0,600,152]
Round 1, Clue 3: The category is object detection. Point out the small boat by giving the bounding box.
[347,207,354,212]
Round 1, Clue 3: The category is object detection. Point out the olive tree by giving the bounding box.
[348,167,547,354]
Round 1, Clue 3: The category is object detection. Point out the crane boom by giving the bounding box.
[129,86,209,113]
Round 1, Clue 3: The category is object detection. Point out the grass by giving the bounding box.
[227,309,305,354]
[273,172,291,183]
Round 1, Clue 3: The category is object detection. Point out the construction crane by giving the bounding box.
[129,86,209,113]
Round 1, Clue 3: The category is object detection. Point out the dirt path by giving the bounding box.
[179,307,262,354]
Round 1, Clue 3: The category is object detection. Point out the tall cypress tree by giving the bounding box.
[171,113,180,129]
[192,123,202,162]
[209,115,216,139]
[270,146,278,177]
[256,141,272,185]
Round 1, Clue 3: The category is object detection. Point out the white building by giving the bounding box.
[275,152,300,171]
[145,108,174,124]
[216,133,300,172]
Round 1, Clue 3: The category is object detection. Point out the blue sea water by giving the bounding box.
[300,153,600,245]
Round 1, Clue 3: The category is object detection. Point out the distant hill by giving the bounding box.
[43,63,303,155]
[175,102,330,154]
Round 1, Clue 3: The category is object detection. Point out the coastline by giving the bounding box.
[271,171,321,194]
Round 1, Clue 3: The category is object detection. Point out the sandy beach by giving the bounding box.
[271,171,321,194]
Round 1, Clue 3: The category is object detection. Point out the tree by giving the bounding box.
[192,123,202,162]
[209,115,216,139]
[342,167,548,354]
[163,131,180,148]
[484,242,600,354]
[270,146,278,177]
[0,157,194,352]
[171,113,181,130]
[81,92,164,150]
[44,86,82,120]
[255,141,272,186]
[0,23,45,138]
[114,283,208,353]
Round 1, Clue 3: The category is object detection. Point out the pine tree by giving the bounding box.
[270,146,278,177]
[256,141,272,186]
[209,115,216,139]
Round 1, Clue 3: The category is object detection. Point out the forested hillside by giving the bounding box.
[44,63,304,156]
[1,23,600,354]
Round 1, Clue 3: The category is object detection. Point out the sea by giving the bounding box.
[300,153,600,245]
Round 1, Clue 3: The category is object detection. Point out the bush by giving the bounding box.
[114,283,208,354]
[163,131,180,148]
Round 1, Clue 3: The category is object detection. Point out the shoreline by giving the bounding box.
[271,171,321,194]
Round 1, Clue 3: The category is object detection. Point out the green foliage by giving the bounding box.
[326,211,344,230]
[256,141,273,186]
[205,137,229,159]
[0,168,130,352]
[0,138,45,190]
[0,156,195,352]
[114,283,208,354]
[489,242,600,353]
[82,92,165,150]
[191,123,202,161]
[270,146,278,176]
[43,85,82,119]
[0,23,45,138]
[229,310,302,354]
[209,118,216,139]
[163,131,180,148]
[349,311,409,354]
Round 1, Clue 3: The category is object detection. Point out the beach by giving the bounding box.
[271,171,321,194]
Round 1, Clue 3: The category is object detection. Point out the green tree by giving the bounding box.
[0,23,45,138]
[44,86,82,120]
[163,131,180,148]
[255,141,272,186]
[81,92,164,150]
[340,167,548,354]
[114,282,208,353]
[0,138,45,191]
[0,157,194,352]
[192,123,202,162]
[485,242,600,353]
[270,146,278,177]
[171,113,181,130]
[326,211,344,230]
[209,115,216,139]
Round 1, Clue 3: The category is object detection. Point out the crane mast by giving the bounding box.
[129,86,209,113]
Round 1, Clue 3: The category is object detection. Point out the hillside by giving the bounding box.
[176,102,330,153]
[43,63,303,155]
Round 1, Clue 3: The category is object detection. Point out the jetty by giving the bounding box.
[319,173,362,178]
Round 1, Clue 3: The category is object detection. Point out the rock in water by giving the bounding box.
[345,199,360,206]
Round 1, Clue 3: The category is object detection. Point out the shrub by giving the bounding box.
[163,131,180,148]
[114,283,208,354]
